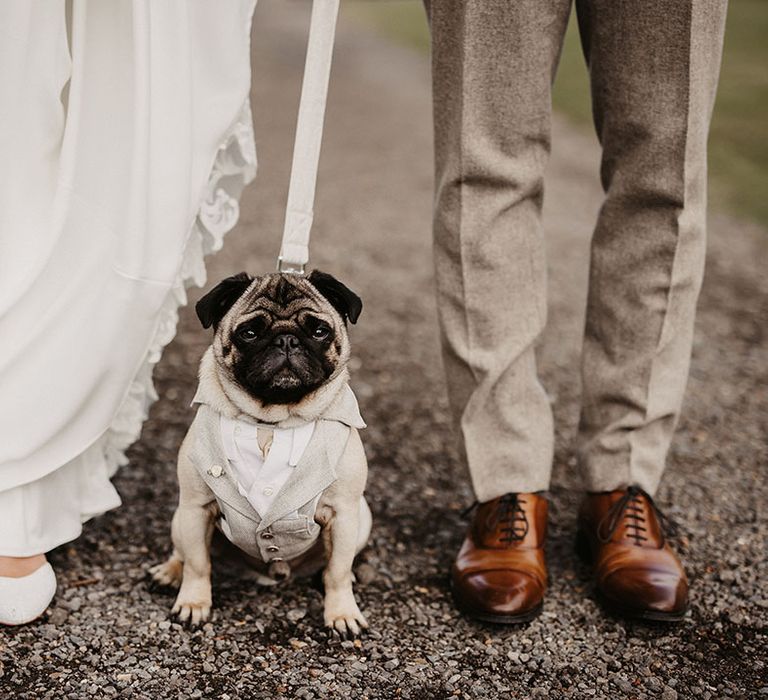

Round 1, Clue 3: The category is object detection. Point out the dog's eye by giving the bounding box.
[312,326,330,341]
[237,327,258,341]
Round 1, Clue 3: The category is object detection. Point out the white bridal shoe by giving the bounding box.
[0,562,57,625]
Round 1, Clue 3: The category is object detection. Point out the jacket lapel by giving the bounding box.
[256,420,348,532]
[194,406,262,524]
[322,384,366,429]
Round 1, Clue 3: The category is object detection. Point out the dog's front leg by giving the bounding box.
[170,501,216,625]
[320,503,368,637]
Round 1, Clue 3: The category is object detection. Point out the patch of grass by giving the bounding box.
[347,1,429,53]
[708,0,768,227]
[348,0,768,229]
[551,13,591,127]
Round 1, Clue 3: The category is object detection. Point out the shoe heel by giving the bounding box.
[575,528,592,564]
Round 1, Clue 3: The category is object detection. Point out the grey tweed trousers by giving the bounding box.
[425,0,727,500]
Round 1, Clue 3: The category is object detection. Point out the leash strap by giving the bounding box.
[278,0,340,274]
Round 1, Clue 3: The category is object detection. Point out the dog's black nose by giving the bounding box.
[272,334,300,351]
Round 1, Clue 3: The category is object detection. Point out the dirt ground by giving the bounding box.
[1,3,766,699]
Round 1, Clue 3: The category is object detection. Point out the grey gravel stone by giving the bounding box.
[286,608,307,623]
[354,563,377,585]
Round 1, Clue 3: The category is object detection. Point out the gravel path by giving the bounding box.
[2,3,766,699]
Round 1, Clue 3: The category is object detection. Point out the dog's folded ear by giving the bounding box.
[307,270,363,325]
[196,272,254,329]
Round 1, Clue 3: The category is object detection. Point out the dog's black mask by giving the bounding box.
[196,270,362,406]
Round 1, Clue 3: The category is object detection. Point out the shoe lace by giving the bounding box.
[597,485,677,545]
[463,493,530,545]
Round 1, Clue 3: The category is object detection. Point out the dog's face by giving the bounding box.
[196,270,362,406]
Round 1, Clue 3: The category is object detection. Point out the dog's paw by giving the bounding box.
[171,577,212,626]
[323,594,368,638]
[171,594,212,626]
[149,558,183,589]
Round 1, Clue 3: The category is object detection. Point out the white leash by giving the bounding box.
[277,0,340,275]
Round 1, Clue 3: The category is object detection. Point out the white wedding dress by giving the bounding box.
[0,0,258,556]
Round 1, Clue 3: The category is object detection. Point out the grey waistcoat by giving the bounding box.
[186,383,365,563]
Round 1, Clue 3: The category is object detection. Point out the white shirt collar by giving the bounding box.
[219,414,316,517]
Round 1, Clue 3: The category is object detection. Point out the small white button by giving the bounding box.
[234,425,241,436]
[209,465,223,478]
[262,486,274,497]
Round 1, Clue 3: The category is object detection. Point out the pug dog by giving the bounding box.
[150,270,371,636]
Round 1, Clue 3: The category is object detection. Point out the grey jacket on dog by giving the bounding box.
[187,384,366,563]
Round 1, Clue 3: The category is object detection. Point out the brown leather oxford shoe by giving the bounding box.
[451,493,548,624]
[577,486,688,622]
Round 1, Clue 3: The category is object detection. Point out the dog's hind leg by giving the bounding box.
[149,548,184,589]
[150,501,193,590]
